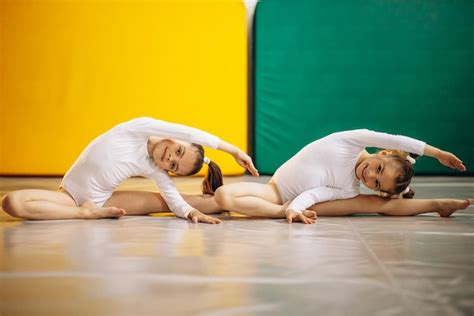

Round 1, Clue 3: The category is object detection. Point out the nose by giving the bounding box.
[366,168,376,180]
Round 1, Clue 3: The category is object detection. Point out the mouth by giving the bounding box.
[161,147,168,162]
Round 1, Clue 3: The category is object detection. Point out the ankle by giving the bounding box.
[78,206,91,219]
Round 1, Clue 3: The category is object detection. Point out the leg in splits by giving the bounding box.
[310,195,473,217]
[1,189,125,220]
[213,182,472,220]
[103,191,222,216]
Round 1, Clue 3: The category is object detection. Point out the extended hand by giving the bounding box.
[187,209,221,224]
[285,209,317,224]
[438,151,466,171]
[234,150,259,176]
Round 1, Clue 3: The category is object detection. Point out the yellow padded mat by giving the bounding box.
[0,0,247,175]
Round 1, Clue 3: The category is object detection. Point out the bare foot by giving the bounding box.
[80,201,126,219]
[437,198,473,217]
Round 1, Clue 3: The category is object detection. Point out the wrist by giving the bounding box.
[186,209,197,219]
[229,144,239,156]
[218,140,238,155]
[424,144,442,159]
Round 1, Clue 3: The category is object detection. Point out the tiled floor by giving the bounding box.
[0,176,473,316]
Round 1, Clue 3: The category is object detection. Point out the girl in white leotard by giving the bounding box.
[214,129,471,223]
[2,117,258,223]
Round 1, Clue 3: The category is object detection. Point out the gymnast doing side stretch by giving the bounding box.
[214,129,472,224]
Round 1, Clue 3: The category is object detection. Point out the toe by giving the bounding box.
[107,207,125,217]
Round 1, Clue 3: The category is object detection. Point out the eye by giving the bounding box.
[177,147,182,155]
[377,164,382,173]
[375,179,380,189]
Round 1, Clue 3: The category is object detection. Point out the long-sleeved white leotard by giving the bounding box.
[61,117,220,218]
[272,129,426,213]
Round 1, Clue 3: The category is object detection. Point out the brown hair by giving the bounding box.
[188,143,223,195]
[377,150,419,199]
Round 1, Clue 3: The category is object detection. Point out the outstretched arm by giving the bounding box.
[217,140,259,176]
[423,144,466,171]
[125,117,258,176]
[343,129,467,172]
[123,117,220,149]
[342,129,426,156]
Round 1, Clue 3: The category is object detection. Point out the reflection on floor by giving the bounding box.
[0,176,473,315]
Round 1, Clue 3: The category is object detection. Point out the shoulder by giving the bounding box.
[116,117,169,132]
[329,129,371,138]
[320,129,370,145]
[126,117,161,125]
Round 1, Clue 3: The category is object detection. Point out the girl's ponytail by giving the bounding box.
[189,143,223,194]
[201,161,223,195]
[402,188,415,199]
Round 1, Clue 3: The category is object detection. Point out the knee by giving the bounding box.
[2,191,25,218]
[213,186,235,210]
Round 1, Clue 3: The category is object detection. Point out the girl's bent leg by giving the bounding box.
[214,182,285,218]
[310,195,473,217]
[1,189,125,220]
[104,191,223,215]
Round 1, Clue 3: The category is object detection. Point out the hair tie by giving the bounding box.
[402,186,411,195]
[203,157,211,165]
[406,156,416,165]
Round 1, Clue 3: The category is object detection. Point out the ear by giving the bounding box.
[377,150,390,156]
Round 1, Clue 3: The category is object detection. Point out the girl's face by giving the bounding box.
[355,156,400,194]
[152,139,198,175]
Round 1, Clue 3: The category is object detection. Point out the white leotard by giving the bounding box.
[273,129,426,213]
[60,117,220,218]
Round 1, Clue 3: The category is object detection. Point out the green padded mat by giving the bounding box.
[254,0,474,175]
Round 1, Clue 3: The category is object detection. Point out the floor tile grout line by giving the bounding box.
[345,217,417,315]
[346,220,468,315]
[405,254,457,315]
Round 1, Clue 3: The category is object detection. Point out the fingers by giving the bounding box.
[246,158,259,176]
[453,158,466,171]
[297,214,315,224]
[303,210,317,220]
[457,162,466,172]
[202,215,221,224]
[449,159,466,171]
[286,211,316,224]
[190,214,221,224]
[240,156,259,176]
[247,162,259,177]
[235,151,259,177]
[445,153,466,171]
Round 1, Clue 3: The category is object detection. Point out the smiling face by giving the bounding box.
[355,155,404,194]
[152,139,201,175]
